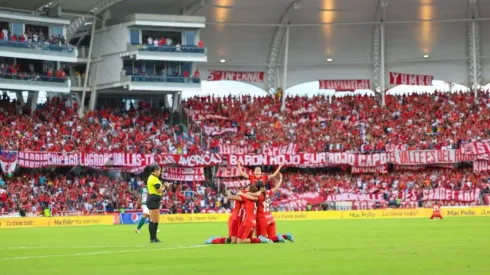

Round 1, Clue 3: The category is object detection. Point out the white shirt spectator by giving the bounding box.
[153,39,158,47]
[147,37,153,45]
[166,38,173,46]
[176,43,182,52]
[2,28,8,40]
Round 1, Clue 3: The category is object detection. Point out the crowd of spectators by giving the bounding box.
[0,96,201,154]
[2,167,489,216]
[1,26,71,50]
[0,63,67,82]
[184,92,490,153]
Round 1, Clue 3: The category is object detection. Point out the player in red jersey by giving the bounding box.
[234,185,271,244]
[205,186,249,245]
[430,203,443,220]
[238,162,283,184]
[254,175,294,243]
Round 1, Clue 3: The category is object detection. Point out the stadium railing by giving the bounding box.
[130,75,201,84]
[129,43,206,54]
[0,72,68,83]
[0,40,75,53]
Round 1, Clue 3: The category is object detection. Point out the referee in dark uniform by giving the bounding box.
[146,165,170,243]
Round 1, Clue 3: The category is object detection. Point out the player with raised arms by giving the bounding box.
[238,162,283,184]
[254,175,294,242]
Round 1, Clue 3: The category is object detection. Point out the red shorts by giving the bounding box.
[256,217,275,237]
[237,220,256,239]
[228,216,240,237]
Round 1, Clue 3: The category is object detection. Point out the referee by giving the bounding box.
[146,164,170,243]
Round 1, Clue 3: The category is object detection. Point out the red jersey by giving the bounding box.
[248,174,269,184]
[257,190,274,219]
[230,200,243,220]
[240,195,257,223]
[433,205,440,212]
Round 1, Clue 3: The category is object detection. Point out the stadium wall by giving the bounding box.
[2,207,490,229]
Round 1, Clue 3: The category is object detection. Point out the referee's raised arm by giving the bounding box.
[145,164,168,243]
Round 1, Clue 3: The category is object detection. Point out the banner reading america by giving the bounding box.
[318,79,370,91]
[389,72,434,86]
[207,70,265,82]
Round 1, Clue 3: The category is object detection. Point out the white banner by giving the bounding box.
[0,151,17,174]
[162,167,205,182]
[262,144,298,156]
[222,180,250,187]
[216,166,251,178]
[218,144,254,154]
[203,126,237,136]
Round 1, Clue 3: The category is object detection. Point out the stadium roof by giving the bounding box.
[1,0,489,88]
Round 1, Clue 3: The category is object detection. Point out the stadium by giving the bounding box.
[0,0,490,274]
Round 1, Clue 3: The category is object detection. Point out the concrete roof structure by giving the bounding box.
[2,0,490,89]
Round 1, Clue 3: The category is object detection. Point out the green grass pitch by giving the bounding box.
[1,218,489,275]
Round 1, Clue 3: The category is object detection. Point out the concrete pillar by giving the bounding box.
[27,91,39,114]
[15,91,24,105]
[88,90,97,111]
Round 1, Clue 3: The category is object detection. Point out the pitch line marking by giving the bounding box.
[0,245,208,260]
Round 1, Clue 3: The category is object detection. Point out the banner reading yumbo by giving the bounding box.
[318,79,370,91]
[207,70,265,82]
[389,72,434,86]
[162,167,205,181]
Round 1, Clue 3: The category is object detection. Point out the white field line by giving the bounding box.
[0,245,208,260]
[0,245,148,249]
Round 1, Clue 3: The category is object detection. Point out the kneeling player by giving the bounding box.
[205,188,245,244]
[255,175,294,243]
[236,186,271,244]
[430,203,443,220]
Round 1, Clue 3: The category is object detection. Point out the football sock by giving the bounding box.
[269,236,279,242]
[137,217,146,230]
[251,238,261,243]
[212,238,227,244]
[155,222,159,238]
[148,222,155,239]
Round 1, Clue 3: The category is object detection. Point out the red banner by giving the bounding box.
[422,187,480,202]
[216,166,251,178]
[16,152,222,168]
[227,153,387,168]
[389,150,473,165]
[218,144,254,155]
[203,126,237,136]
[389,72,434,86]
[19,152,83,168]
[262,144,298,156]
[207,70,265,82]
[318,79,370,91]
[351,165,388,174]
[222,180,250,187]
[325,193,385,202]
[271,192,325,211]
[292,107,317,116]
[462,142,490,155]
[394,164,457,171]
[473,160,490,173]
[163,167,205,182]
[153,154,222,167]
